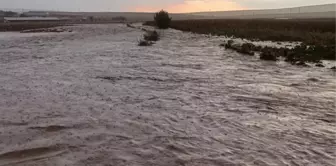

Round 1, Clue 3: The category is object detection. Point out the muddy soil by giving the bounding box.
[0,24,335,166]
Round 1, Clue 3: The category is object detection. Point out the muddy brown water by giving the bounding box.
[0,24,335,166]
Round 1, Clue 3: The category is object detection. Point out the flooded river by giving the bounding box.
[0,24,335,166]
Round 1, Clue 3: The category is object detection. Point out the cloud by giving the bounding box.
[1,0,334,12]
[131,0,244,13]
[227,0,336,9]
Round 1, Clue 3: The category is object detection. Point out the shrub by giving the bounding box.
[225,40,234,48]
[144,31,159,41]
[154,10,172,29]
[260,50,277,61]
[239,43,255,56]
[295,61,309,67]
[137,30,160,46]
[224,41,254,56]
[138,40,153,46]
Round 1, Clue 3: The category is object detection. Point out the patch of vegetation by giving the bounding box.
[259,47,278,61]
[224,41,254,56]
[154,10,171,29]
[153,19,335,45]
[146,19,335,64]
[138,40,153,46]
[223,40,335,66]
[138,30,160,46]
[144,30,159,41]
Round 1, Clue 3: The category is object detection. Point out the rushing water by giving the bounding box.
[0,24,335,166]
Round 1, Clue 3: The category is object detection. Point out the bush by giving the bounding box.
[137,30,160,46]
[239,43,255,56]
[154,10,172,29]
[144,31,159,41]
[224,40,254,56]
[260,49,278,61]
[138,40,153,46]
[295,61,309,67]
[225,40,234,48]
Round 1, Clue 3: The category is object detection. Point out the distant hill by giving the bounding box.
[0,8,56,13]
[0,8,30,13]
[190,3,336,19]
[3,3,335,21]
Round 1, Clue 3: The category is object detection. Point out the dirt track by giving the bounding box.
[0,24,335,166]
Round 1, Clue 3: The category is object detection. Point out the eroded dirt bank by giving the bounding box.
[0,24,335,166]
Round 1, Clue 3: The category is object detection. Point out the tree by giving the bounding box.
[154,10,171,29]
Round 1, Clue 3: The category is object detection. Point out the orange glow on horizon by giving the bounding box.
[131,0,244,13]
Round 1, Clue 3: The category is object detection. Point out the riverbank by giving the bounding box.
[145,19,335,65]
[145,19,335,44]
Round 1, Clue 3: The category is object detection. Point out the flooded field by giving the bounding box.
[0,24,335,166]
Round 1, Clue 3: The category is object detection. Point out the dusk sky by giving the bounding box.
[1,0,335,13]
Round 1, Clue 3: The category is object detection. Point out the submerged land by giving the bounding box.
[0,23,335,166]
[0,3,335,166]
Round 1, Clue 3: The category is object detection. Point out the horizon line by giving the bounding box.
[1,3,335,14]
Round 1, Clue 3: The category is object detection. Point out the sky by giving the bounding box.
[0,0,335,13]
